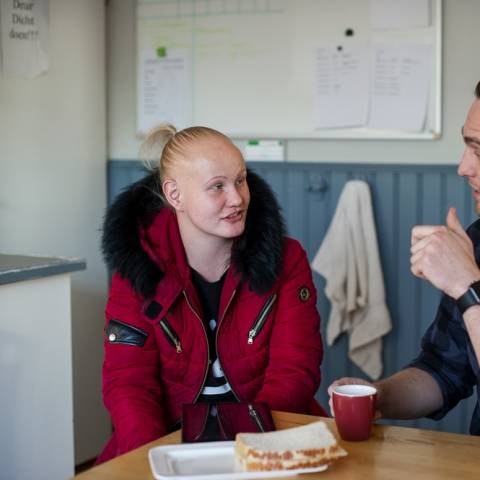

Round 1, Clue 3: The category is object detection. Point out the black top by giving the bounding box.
[191,268,236,404]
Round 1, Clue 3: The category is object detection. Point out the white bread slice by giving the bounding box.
[235,421,347,472]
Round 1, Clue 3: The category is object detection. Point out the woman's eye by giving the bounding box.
[212,183,223,190]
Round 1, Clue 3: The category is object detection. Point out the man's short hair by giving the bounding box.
[476,81,480,98]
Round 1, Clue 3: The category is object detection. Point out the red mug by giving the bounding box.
[332,384,377,441]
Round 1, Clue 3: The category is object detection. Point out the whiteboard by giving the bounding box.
[137,0,442,139]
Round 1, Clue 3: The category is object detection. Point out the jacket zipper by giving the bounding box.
[215,288,240,401]
[248,403,266,432]
[248,293,277,345]
[159,318,182,353]
[183,290,212,403]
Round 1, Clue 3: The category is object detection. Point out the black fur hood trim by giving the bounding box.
[102,169,286,298]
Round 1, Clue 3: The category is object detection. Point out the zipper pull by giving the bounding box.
[170,331,182,353]
[170,334,182,353]
[247,294,277,345]
[248,403,265,432]
[159,318,182,353]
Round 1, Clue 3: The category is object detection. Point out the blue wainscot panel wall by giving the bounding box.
[107,160,478,435]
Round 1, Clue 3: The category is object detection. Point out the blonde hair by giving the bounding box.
[139,124,232,182]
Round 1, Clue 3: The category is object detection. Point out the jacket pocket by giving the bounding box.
[106,319,148,347]
[159,317,183,353]
[247,293,277,345]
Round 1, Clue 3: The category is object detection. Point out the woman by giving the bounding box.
[98,125,325,462]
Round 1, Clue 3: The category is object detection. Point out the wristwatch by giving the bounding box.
[456,280,480,314]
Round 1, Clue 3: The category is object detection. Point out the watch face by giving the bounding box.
[457,283,480,314]
[471,280,480,297]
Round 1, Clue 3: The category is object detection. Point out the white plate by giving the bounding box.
[148,441,328,480]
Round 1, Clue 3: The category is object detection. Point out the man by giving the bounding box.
[329,81,480,433]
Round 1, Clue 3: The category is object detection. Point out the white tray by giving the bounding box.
[148,441,328,480]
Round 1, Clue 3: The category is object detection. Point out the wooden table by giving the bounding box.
[74,411,480,479]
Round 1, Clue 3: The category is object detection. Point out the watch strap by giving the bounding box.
[456,280,480,314]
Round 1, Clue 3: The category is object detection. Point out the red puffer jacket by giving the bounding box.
[97,170,325,463]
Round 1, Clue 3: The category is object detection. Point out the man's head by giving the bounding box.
[458,81,480,214]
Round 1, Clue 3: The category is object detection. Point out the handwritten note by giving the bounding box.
[0,0,49,78]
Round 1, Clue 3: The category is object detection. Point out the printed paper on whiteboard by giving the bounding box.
[368,44,431,132]
[137,47,193,135]
[313,44,369,129]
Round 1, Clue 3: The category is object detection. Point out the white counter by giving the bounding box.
[0,254,86,480]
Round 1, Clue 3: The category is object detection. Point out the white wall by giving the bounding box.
[0,0,111,465]
[107,0,480,165]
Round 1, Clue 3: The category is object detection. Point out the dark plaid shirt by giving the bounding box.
[409,219,480,435]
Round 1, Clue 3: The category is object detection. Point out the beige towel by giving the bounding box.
[311,180,392,380]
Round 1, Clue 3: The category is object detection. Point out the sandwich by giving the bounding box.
[234,420,347,471]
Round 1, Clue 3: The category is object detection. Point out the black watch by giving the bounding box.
[456,280,480,314]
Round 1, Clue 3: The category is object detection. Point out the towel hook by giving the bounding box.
[353,173,369,183]
[306,174,328,194]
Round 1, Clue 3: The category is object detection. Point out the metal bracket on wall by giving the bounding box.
[306,174,328,197]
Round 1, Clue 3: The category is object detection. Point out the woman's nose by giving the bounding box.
[227,186,242,205]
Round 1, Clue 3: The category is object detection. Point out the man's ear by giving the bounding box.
[162,178,183,211]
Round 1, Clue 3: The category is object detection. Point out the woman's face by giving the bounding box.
[170,136,250,242]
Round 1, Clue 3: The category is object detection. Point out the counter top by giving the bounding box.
[0,254,86,285]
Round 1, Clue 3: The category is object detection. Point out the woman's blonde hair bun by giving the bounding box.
[139,124,177,169]
[139,124,231,181]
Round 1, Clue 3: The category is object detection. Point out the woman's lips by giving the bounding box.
[222,210,242,221]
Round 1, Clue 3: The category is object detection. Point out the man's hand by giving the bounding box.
[410,207,480,299]
[328,377,382,420]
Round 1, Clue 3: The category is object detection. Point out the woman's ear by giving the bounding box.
[162,178,182,211]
